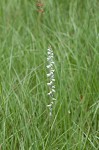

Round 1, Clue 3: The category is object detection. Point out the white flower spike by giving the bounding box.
[46,46,56,116]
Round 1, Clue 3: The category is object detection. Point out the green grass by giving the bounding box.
[0,0,99,149]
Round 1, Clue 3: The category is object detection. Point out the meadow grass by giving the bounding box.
[0,0,99,149]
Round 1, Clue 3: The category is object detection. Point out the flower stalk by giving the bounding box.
[46,46,56,116]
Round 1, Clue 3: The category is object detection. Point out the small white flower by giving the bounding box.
[47,101,53,107]
[47,104,51,107]
[52,89,55,93]
[47,72,53,77]
[52,98,56,101]
[47,73,51,77]
[48,49,51,51]
[47,57,51,61]
[51,61,55,64]
[52,85,55,88]
[47,51,51,54]
[47,81,53,86]
[51,101,53,104]
[48,91,52,95]
[52,79,55,82]
[46,64,53,69]
[51,69,55,72]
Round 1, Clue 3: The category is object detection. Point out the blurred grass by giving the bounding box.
[0,0,99,149]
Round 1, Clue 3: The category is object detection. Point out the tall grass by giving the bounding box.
[0,0,99,149]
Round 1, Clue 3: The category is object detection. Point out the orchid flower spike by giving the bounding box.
[46,46,56,116]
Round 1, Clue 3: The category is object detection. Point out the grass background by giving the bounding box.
[0,0,99,149]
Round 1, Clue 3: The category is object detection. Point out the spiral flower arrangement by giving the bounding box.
[46,46,56,116]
